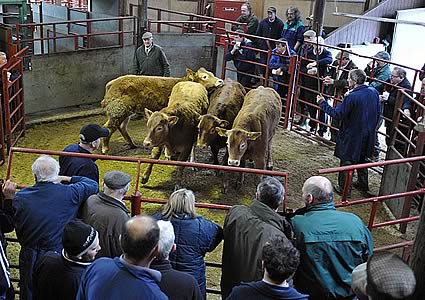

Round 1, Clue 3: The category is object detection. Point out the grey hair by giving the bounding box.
[303,176,333,204]
[256,176,285,210]
[393,67,407,79]
[103,182,131,196]
[349,69,367,85]
[161,188,196,219]
[157,220,175,260]
[0,52,6,61]
[32,155,60,182]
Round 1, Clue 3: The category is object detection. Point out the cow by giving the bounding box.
[142,81,210,184]
[197,78,245,165]
[217,86,282,189]
[100,68,223,154]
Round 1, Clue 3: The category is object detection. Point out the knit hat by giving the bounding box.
[63,220,99,258]
[80,124,109,143]
[366,251,416,299]
[373,51,390,61]
[104,170,131,190]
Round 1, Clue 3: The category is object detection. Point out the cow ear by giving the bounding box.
[247,132,261,140]
[186,68,194,80]
[145,108,153,120]
[216,127,228,137]
[168,116,179,125]
[218,120,230,128]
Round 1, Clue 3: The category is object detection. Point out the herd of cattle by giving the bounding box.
[100,67,282,185]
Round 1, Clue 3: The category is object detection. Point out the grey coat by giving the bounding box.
[132,44,170,77]
[79,192,130,258]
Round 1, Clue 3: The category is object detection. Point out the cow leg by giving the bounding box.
[266,142,273,170]
[142,146,163,184]
[174,145,193,186]
[254,156,267,185]
[118,116,136,149]
[211,143,220,165]
[101,117,120,154]
[235,160,246,190]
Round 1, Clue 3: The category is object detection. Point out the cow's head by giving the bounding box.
[197,114,229,149]
[143,108,178,148]
[217,128,261,166]
[186,68,223,90]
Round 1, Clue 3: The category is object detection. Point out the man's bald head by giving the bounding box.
[302,176,333,205]
[121,215,159,261]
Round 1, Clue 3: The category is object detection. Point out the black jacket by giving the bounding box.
[256,17,284,50]
[132,44,170,77]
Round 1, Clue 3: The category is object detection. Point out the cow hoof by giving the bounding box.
[128,144,137,149]
[266,165,273,171]
[141,176,149,184]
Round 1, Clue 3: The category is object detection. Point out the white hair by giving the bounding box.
[32,155,60,182]
[157,220,175,260]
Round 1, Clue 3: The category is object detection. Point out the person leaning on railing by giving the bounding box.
[269,38,296,99]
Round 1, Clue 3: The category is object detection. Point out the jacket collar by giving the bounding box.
[117,256,162,283]
[305,201,336,212]
[250,200,285,229]
[150,258,172,272]
[98,192,130,214]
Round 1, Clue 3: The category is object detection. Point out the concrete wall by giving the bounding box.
[91,0,118,16]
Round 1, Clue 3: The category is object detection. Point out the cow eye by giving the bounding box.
[202,75,208,80]
[210,128,216,134]
[240,142,246,150]
[156,126,162,132]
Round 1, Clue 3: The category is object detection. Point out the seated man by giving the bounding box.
[33,220,101,300]
[79,170,131,258]
[76,215,167,300]
[226,236,308,300]
[269,38,296,98]
[150,220,202,300]
[224,30,257,88]
[289,176,373,300]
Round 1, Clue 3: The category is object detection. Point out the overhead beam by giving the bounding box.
[333,12,425,27]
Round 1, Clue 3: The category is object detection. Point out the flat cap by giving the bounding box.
[142,32,153,39]
[367,251,416,299]
[104,171,131,190]
[373,50,390,61]
[303,30,316,38]
[267,7,276,13]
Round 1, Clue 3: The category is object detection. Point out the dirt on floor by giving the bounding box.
[0,113,414,299]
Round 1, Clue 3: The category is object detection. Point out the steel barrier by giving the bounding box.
[29,0,88,11]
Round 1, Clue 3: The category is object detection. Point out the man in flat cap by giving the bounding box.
[132,31,170,77]
[60,123,109,184]
[79,170,131,258]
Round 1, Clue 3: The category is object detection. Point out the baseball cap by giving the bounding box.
[80,124,109,143]
[267,7,276,13]
[63,220,99,258]
[104,170,132,190]
[142,32,153,39]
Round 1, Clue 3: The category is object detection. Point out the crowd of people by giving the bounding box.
[0,154,418,299]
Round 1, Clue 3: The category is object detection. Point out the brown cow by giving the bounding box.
[142,81,210,184]
[101,68,223,154]
[197,78,245,165]
[217,86,282,187]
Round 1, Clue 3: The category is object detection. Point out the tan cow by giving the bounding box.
[217,86,282,187]
[142,81,210,184]
[197,78,245,165]
[101,68,223,154]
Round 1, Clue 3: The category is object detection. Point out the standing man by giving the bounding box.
[231,2,259,35]
[290,176,373,300]
[6,155,98,300]
[77,215,167,300]
[221,177,292,299]
[79,170,131,258]
[281,7,305,52]
[318,69,380,194]
[256,7,284,75]
[224,30,257,88]
[60,123,109,184]
[132,32,170,77]
[33,220,101,300]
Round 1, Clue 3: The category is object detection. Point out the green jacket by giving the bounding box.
[220,200,292,299]
[132,44,170,77]
[231,15,259,35]
[291,202,373,300]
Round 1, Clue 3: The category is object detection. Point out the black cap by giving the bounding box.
[63,220,98,257]
[104,170,131,190]
[80,124,109,143]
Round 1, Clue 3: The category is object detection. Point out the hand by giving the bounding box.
[323,76,334,85]
[307,67,317,75]
[379,95,387,102]
[54,175,72,184]
[316,95,325,104]
[233,42,240,50]
[2,180,17,199]
[307,62,317,69]
[403,109,411,118]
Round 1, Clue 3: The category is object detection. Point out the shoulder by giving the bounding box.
[62,144,79,153]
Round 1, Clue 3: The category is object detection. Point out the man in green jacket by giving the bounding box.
[220,176,292,299]
[132,32,170,77]
[290,176,373,300]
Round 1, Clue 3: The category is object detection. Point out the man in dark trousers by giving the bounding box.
[33,220,101,300]
[60,123,109,184]
[318,69,380,194]
[132,32,170,77]
[150,220,203,300]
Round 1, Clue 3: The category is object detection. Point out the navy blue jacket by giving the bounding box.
[154,213,223,297]
[224,40,257,74]
[383,77,413,119]
[227,281,309,300]
[301,48,333,77]
[281,20,305,50]
[14,176,97,300]
[60,144,100,183]
[320,84,380,161]
[269,47,296,90]
[256,17,284,50]
[77,257,167,300]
